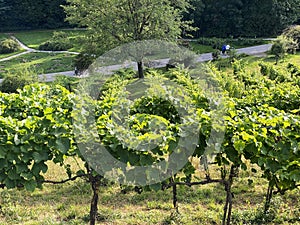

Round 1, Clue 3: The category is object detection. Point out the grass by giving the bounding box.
[0,29,85,77]
[189,38,270,54]
[13,29,86,51]
[189,42,215,54]
[13,30,53,49]
[0,158,299,225]
[212,50,300,75]
[0,33,8,41]
[0,49,27,60]
[0,52,75,78]
[248,52,300,76]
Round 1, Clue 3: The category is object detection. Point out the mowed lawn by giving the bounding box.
[0,157,299,225]
[0,52,75,78]
[0,33,8,40]
[13,29,87,52]
[0,29,84,77]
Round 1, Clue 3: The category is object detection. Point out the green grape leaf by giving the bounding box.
[24,179,37,192]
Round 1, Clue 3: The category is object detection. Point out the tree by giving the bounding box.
[0,0,10,27]
[0,0,8,14]
[183,0,205,37]
[63,0,193,78]
[0,0,67,31]
[272,0,300,31]
[199,0,244,37]
[187,0,300,37]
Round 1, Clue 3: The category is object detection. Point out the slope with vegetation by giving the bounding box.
[0,50,299,224]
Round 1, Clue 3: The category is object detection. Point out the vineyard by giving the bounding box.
[0,55,300,224]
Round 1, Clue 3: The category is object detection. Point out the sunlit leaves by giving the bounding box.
[0,84,76,191]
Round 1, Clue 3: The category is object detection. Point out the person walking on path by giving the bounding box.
[221,44,230,55]
[221,45,226,54]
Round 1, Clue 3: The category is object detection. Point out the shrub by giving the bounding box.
[270,35,297,64]
[259,62,270,76]
[282,25,300,50]
[287,63,300,77]
[52,75,79,92]
[212,49,220,61]
[38,31,73,51]
[73,53,96,74]
[0,66,38,93]
[0,38,20,54]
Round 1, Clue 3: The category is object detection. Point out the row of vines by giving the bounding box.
[0,59,300,224]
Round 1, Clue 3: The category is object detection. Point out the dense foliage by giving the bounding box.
[1,0,299,37]
[38,32,73,51]
[63,0,193,78]
[211,59,300,194]
[270,35,298,63]
[185,0,300,37]
[282,25,300,49]
[0,38,20,54]
[0,66,38,93]
[0,84,76,190]
[0,0,68,31]
[0,61,299,224]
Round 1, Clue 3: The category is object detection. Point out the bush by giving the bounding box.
[287,63,300,77]
[0,38,20,54]
[73,53,96,74]
[52,75,79,92]
[270,35,297,63]
[0,66,38,93]
[259,62,270,76]
[38,31,73,51]
[212,49,220,61]
[38,40,72,51]
[282,25,300,50]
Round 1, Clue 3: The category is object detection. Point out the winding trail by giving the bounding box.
[0,37,272,83]
[0,36,79,62]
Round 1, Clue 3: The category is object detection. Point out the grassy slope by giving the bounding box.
[189,42,214,54]
[0,52,75,78]
[13,29,86,52]
[0,159,299,225]
[13,30,53,49]
[0,33,8,40]
[0,54,300,225]
[0,33,27,60]
[0,49,27,60]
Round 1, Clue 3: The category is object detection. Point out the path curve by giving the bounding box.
[0,36,79,62]
[0,43,272,83]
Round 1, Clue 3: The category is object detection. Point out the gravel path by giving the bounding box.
[0,39,272,83]
[0,36,79,62]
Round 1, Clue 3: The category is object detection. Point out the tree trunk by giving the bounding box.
[90,180,99,225]
[173,183,178,212]
[90,176,100,225]
[137,61,144,79]
[222,165,237,225]
[264,181,274,213]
